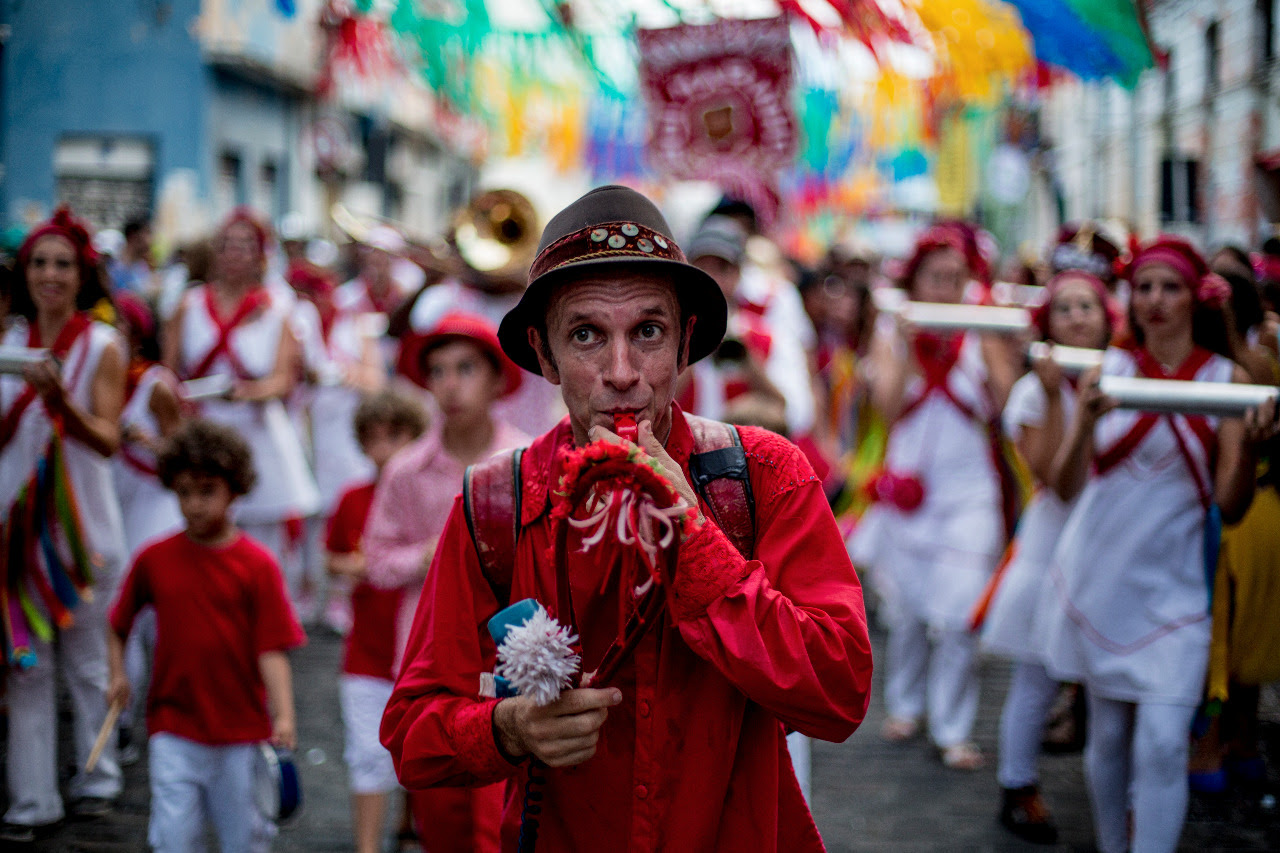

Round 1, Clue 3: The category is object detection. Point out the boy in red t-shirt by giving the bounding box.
[106,419,305,852]
[326,389,427,853]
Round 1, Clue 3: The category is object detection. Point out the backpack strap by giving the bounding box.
[685,415,757,561]
[462,448,523,605]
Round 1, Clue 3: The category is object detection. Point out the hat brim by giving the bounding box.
[497,256,728,377]
[397,331,524,397]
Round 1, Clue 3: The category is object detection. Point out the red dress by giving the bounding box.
[381,406,873,851]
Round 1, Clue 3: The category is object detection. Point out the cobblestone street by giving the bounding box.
[17,623,1280,851]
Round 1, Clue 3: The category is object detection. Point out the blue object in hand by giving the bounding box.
[488,598,542,645]
[487,599,543,698]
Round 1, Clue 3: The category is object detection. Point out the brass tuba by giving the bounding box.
[329,202,458,277]
[452,188,539,289]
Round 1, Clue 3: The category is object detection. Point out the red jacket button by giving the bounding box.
[638,700,651,718]
[634,784,648,800]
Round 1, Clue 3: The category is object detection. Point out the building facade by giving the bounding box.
[0,0,472,246]
[1043,0,1280,248]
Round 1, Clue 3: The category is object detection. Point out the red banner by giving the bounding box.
[637,17,797,227]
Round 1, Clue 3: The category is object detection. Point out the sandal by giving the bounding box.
[880,716,920,742]
[999,785,1058,844]
[940,742,985,771]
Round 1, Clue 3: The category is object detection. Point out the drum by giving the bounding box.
[254,743,303,825]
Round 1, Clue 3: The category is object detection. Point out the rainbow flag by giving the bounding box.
[1001,0,1155,87]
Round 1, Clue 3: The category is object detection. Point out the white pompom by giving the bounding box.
[495,606,581,706]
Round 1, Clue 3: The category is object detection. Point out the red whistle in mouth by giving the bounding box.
[614,412,638,443]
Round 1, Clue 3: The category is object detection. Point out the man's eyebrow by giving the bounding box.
[561,305,668,326]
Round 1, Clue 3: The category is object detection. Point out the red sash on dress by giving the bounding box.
[0,312,92,450]
[185,285,271,380]
[1093,347,1217,509]
[893,333,1022,540]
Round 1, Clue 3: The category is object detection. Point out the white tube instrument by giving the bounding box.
[872,290,1031,333]
[1026,342,1105,375]
[0,346,50,375]
[1098,376,1280,418]
[180,374,234,401]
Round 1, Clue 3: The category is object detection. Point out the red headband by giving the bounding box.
[113,291,155,339]
[900,228,970,292]
[18,206,98,270]
[1129,238,1230,309]
[218,207,271,255]
[1032,270,1122,341]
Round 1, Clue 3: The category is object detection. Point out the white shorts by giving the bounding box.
[339,675,399,794]
[148,732,274,853]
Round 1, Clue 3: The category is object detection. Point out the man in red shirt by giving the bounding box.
[107,419,305,852]
[381,186,873,851]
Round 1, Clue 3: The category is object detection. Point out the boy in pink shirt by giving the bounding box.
[107,419,305,852]
[325,389,427,853]
[367,312,528,852]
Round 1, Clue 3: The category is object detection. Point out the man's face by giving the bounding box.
[693,255,741,301]
[530,271,694,446]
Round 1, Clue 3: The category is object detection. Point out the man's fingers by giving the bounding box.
[550,687,622,715]
[588,425,625,446]
[541,743,601,768]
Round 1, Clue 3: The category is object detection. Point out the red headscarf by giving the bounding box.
[113,291,155,339]
[1126,236,1231,308]
[899,226,971,295]
[18,206,98,271]
[218,207,272,256]
[1031,270,1122,343]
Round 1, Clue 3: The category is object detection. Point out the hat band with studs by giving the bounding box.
[529,221,686,283]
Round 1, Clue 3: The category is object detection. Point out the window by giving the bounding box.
[1160,156,1202,224]
[256,159,279,219]
[216,151,244,216]
[1205,21,1221,96]
[53,136,154,230]
[1261,0,1276,63]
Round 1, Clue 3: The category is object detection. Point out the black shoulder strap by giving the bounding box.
[686,416,756,560]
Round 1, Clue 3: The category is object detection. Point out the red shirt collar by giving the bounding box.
[520,403,695,528]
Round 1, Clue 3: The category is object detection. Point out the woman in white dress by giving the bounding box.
[110,293,185,761]
[112,292,184,552]
[1045,237,1277,853]
[0,209,126,840]
[979,270,1116,842]
[161,209,320,572]
[304,253,395,632]
[858,226,1020,770]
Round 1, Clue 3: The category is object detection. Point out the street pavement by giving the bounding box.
[12,624,1280,851]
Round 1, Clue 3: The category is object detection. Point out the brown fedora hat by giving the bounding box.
[497,185,727,376]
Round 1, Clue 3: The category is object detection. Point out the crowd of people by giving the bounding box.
[0,190,1277,853]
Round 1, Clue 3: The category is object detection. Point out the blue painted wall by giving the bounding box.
[0,0,210,225]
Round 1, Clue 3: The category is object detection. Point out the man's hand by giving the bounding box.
[493,687,622,768]
[587,422,702,520]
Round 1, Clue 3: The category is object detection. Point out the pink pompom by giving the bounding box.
[1197,273,1232,309]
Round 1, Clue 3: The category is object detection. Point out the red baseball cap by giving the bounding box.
[397,311,523,397]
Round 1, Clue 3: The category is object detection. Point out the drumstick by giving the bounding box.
[84,698,125,774]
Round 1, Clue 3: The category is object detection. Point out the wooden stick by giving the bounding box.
[84,698,125,774]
